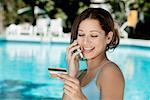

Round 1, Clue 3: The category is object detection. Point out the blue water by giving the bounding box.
[0,41,150,100]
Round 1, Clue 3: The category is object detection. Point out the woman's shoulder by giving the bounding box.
[96,61,125,87]
[101,61,123,77]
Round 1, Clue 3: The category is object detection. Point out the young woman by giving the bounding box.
[57,8,125,100]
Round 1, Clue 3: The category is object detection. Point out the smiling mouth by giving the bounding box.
[83,47,94,52]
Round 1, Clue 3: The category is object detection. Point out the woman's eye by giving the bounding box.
[91,35,98,37]
[78,34,85,36]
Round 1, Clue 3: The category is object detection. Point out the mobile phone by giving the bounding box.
[48,68,67,78]
[70,38,86,60]
[77,48,84,60]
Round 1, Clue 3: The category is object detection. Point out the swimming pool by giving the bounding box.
[0,41,150,100]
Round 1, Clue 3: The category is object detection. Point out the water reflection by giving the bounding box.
[124,58,135,80]
[0,42,150,99]
[0,42,68,98]
[107,45,150,100]
[4,42,68,67]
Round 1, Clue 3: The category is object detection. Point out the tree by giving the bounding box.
[2,0,25,26]
[129,0,150,39]
[47,0,91,32]
[1,0,91,32]
[106,0,126,25]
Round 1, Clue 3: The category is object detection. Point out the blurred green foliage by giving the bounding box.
[0,0,90,32]
[105,0,126,25]
[0,0,149,33]
[128,0,150,39]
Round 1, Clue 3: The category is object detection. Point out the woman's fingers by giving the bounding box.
[58,74,80,96]
[63,86,72,96]
[70,45,80,55]
[63,84,78,97]
[65,40,81,77]
[67,40,78,50]
[66,40,78,54]
[58,74,79,84]
[63,85,78,98]
[66,45,81,77]
[58,74,86,99]
[67,45,80,61]
[64,79,79,90]
[66,40,78,59]
[71,49,81,60]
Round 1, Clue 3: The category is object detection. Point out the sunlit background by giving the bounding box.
[0,0,150,100]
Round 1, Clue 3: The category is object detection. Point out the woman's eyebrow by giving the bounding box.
[90,30,102,33]
[78,29,83,32]
[78,29,104,34]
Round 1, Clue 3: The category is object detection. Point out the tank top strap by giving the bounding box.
[95,61,112,78]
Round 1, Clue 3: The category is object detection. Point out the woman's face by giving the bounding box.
[77,19,111,60]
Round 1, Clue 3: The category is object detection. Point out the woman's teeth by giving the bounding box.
[84,47,93,51]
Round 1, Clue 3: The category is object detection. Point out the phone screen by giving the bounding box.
[79,60,87,70]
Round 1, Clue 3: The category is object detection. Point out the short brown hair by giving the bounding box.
[71,8,120,51]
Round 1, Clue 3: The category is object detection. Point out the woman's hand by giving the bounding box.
[57,74,87,100]
[66,40,81,77]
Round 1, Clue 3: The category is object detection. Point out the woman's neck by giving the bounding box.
[86,53,107,74]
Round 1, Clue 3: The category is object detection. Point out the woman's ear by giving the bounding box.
[106,31,113,44]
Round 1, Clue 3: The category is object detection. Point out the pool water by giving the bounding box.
[0,41,150,100]
[107,45,150,100]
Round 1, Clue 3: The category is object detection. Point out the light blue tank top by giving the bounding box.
[81,73,100,100]
[81,61,111,100]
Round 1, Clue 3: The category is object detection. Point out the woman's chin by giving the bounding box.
[84,55,94,60]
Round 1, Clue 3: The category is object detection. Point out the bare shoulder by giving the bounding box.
[97,62,125,88]
[96,62,125,99]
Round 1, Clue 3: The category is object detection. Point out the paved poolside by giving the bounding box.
[0,34,150,47]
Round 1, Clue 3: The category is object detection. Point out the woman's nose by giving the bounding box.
[83,36,90,45]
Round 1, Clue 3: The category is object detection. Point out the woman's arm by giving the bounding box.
[58,74,87,100]
[97,63,125,100]
[61,40,87,100]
